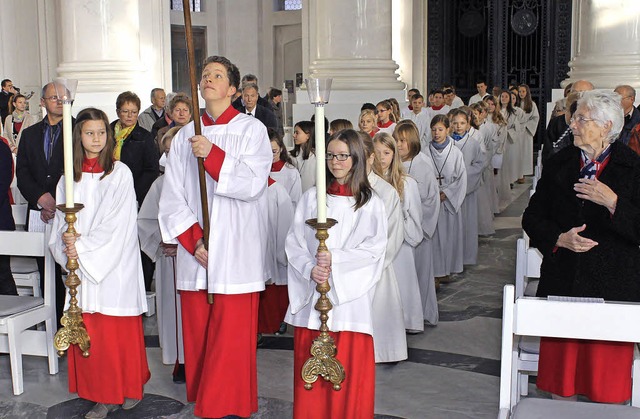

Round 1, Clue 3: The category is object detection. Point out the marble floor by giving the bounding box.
[0,180,535,419]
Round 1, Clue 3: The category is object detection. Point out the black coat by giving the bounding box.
[541,115,572,166]
[16,119,69,211]
[235,104,278,131]
[620,107,640,146]
[110,121,159,205]
[522,142,640,302]
[0,140,15,231]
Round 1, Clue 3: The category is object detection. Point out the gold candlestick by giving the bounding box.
[301,218,345,391]
[53,204,91,357]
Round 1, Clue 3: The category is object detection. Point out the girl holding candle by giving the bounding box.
[49,108,149,419]
[286,129,387,419]
[291,120,317,193]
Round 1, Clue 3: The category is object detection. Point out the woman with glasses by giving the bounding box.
[523,90,640,404]
[286,129,387,419]
[110,91,159,207]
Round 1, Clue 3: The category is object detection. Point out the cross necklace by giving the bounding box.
[429,142,453,186]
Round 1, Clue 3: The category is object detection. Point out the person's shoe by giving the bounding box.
[173,362,186,384]
[275,322,288,335]
[434,277,441,290]
[517,177,525,184]
[406,329,423,335]
[438,275,453,284]
[122,397,142,410]
[84,403,118,419]
[257,333,264,347]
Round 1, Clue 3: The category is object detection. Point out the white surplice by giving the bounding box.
[520,102,540,176]
[266,180,294,285]
[138,175,184,364]
[500,107,524,185]
[285,188,387,336]
[49,162,148,316]
[406,110,431,148]
[454,128,486,266]
[477,122,497,234]
[428,140,467,277]
[158,114,272,294]
[403,152,440,324]
[368,172,407,363]
[292,152,317,194]
[486,119,507,213]
[393,176,425,331]
[270,162,302,208]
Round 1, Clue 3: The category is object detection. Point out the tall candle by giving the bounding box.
[63,102,74,208]
[315,104,327,223]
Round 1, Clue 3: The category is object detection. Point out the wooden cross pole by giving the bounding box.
[182,0,213,304]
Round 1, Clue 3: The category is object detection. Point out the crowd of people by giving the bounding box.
[2,59,640,417]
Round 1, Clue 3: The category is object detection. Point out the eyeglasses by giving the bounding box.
[570,115,597,125]
[43,96,59,103]
[325,153,351,161]
[118,109,139,116]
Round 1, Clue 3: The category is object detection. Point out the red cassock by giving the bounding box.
[537,337,634,403]
[181,290,259,418]
[293,328,375,419]
[68,313,150,404]
[258,284,289,333]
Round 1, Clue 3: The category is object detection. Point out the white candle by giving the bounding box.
[315,105,327,223]
[63,102,74,208]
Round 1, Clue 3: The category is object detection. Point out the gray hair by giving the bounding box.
[150,87,164,101]
[242,82,259,94]
[577,90,624,144]
[164,92,177,112]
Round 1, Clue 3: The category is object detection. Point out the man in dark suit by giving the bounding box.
[614,85,640,146]
[16,82,70,322]
[0,79,17,124]
[232,74,270,110]
[236,83,278,131]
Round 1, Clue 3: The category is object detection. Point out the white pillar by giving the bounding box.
[55,0,171,120]
[296,0,405,128]
[564,0,640,89]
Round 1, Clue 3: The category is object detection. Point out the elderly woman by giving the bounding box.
[111,91,159,206]
[156,93,192,154]
[522,90,640,404]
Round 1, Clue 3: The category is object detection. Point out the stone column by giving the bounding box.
[306,0,404,90]
[564,0,640,88]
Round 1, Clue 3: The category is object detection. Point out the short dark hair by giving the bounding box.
[430,114,450,129]
[477,80,487,86]
[408,88,420,95]
[241,74,258,84]
[411,94,424,103]
[203,56,241,90]
[360,102,377,113]
[116,91,141,111]
[267,87,282,100]
[1,79,11,88]
[432,89,444,97]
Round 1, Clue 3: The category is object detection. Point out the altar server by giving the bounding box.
[158,56,271,419]
[269,128,302,207]
[286,129,387,419]
[291,120,317,193]
[49,108,149,419]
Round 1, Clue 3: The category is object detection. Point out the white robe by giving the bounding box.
[426,105,451,120]
[405,110,431,147]
[477,122,497,235]
[368,172,407,363]
[402,153,440,324]
[159,114,272,294]
[270,162,302,208]
[393,176,425,331]
[454,128,486,266]
[49,162,148,316]
[520,102,540,176]
[292,152,317,194]
[285,188,387,336]
[501,107,524,185]
[428,140,467,277]
[377,122,397,135]
[486,119,507,213]
[138,176,184,364]
[266,180,294,285]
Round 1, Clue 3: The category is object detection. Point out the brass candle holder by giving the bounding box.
[53,204,91,357]
[301,217,345,391]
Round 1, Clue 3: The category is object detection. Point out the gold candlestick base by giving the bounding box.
[53,204,91,358]
[301,218,345,391]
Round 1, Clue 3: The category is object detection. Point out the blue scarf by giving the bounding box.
[580,145,611,179]
[452,131,467,141]
[431,136,450,151]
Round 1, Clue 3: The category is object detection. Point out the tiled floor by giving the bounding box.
[0,180,534,419]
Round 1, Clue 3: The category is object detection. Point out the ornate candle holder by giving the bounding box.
[53,204,91,357]
[301,217,345,391]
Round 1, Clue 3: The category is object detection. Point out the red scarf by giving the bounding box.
[431,104,445,111]
[271,160,286,172]
[268,176,276,186]
[327,180,353,196]
[82,157,104,173]
[201,105,240,126]
[368,128,379,138]
[377,120,393,128]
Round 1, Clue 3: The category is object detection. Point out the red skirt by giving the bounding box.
[293,328,375,419]
[180,290,259,418]
[257,284,289,333]
[68,313,150,404]
[537,337,634,403]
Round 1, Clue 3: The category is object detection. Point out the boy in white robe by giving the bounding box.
[158,56,271,419]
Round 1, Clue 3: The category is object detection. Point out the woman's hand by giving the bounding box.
[556,224,598,253]
[194,239,208,268]
[574,178,618,214]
